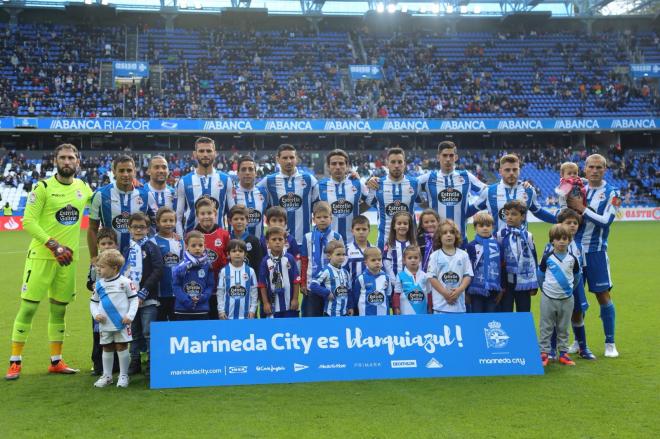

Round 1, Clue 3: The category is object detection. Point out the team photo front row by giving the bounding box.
[89,200,587,388]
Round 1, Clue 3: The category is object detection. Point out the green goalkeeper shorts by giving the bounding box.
[21,258,77,303]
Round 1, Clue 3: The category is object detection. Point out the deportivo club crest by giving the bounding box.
[484,320,510,349]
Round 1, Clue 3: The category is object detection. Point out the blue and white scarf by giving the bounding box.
[501,227,538,291]
[123,236,149,286]
[470,236,502,296]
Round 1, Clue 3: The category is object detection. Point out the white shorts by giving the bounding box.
[99,326,132,345]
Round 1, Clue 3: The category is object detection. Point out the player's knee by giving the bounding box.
[49,298,69,306]
[596,290,612,306]
[18,299,40,320]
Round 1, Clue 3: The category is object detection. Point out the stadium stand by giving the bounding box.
[0,23,658,119]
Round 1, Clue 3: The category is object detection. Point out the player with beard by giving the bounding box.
[146,155,176,210]
[176,137,233,236]
[227,156,269,239]
[6,144,93,380]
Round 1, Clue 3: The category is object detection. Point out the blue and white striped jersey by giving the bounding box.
[147,183,177,211]
[150,235,184,298]
[469,180,556,232]
[258,253,301,314]
[574,181,620,253]
[311,264,352,316]
[227,184,269,239]
[257,169,319,246]
[428,248,473,313]
[89,183,158,253]
[217,263,259,319]
[539,252,580,300]
[301,228,343,288]
[353,270,392,316]
[418,169,486,240]
[343,241,371,284]
[365,175,420,249]
[90,274,139,332]
[175,170,233,235]
[317,176,368,243]
[383,240,411,287]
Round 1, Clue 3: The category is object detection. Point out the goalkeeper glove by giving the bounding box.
[45,239,73,266]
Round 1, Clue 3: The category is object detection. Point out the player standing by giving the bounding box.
[257,144,319,246]
[226,156,269,239]
[87,155,157,257]
[146,155,176,210]
[567,154,620,358]
[176,137,233,236]
[468,154,556,232]
[6,144,93,380]
[317,149,370,244]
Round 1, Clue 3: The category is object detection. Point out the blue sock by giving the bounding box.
[573,324,587,350]
[550,328,557,352]
[600,302,616,344]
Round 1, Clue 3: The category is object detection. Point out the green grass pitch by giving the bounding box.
[2,223,659,437]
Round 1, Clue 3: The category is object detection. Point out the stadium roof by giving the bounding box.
[0,0,657,17]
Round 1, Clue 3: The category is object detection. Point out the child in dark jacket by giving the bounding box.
[173,231,215,320]
[122,213,163,376]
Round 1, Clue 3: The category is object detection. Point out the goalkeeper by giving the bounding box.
[5,144,93,381]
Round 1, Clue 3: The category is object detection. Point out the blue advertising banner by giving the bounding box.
[349,64,384,80]
[150,313,543,389]
[112,61,150,78]
[630,63,660,78]
[1,117,658,133]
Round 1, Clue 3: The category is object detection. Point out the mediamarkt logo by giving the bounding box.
[497,120,543,130]
[440,120,486,130]
[383,120,429,131]
[553,119,599,130]
[203,120,253,131]
[610,119,656,129]
[323,120,371,131]
[265,120,313,131]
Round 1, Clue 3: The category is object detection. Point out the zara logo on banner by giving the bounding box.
[484,321,510,349]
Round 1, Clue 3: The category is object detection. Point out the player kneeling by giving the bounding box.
[90,250,139,388]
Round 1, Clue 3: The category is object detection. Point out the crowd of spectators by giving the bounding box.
[1,23,658,119]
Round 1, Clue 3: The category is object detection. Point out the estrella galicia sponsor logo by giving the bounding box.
[228,366,248,374]
[318,363,347,370]
[256,365,286,373]
[390,360,417,369]
[55,204,80,226]
[279,193,303,211]
[331,199,353,217]
[484,320,510,349]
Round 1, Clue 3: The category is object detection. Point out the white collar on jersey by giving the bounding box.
[586,180,606,189]
[403,266,422,278]
[438,169,456,177]
[278,168,300,179]
[238,183,256,191]
[113,183,135,194]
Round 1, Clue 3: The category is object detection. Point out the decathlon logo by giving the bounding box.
[293,363,309,372]
[390,360,417,369]
[228,366,248,374]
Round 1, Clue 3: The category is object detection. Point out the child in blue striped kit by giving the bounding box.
[310,241,353,317]
[151,207,184,322]
[383,211,416,289]
[217,239,259,320]
[466,212,504,313]
[353,247,392,316]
